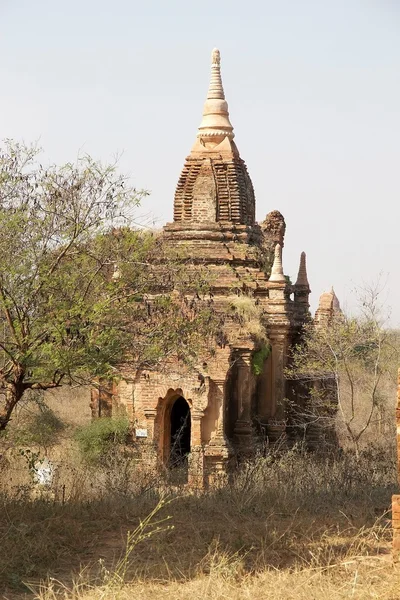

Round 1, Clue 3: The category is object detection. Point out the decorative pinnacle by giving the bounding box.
[269,244,286,283]
[331,287,341,311]
[212,48,220,65]
[295,251,309,287]
[207,48,225,100]
[197,48,234,144]
[317,287,341,312]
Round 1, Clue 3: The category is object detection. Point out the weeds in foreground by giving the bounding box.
[28,495,174,600]
[24,518,400,600]
[0,446,398,599]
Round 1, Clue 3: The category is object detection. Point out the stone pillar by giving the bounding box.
[267,332,288,444]
[191,408,203,447]
[143,408,157,441]
[393,369,400,559]
[233,349,255,452]
[267,248,290,446]
[89,379,114,418]
[142,408,158,469]
[89,387,100,418]
[189,409,205,488]
[205,378,232,485]
[211,379,230,446]
[117,380,134,419]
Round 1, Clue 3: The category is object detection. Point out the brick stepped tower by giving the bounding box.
[104,49,314,486]
[172,48,254,226]
[164,48,269,297]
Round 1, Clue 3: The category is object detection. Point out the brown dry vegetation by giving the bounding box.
[1,444,399,600]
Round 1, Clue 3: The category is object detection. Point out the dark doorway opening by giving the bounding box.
[169,396,191,473]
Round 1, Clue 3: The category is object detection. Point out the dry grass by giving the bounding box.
[29,562,400,600]
[0,445,398,600]
[226,295,267,344]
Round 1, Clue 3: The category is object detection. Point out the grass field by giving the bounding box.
[1,445,399,600]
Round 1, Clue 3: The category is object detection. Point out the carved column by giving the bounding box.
[189,409,205,488]
[267,251,290,446]
[142,407,158,468]
[89,388,100,418]
[267,331,289,443]
[233,349,255,451]
[205,378,232,485]
[143,408,157,441]
[90,379,114,418]
[190,408,203,447]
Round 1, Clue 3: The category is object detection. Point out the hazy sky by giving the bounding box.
[1,1,399,322]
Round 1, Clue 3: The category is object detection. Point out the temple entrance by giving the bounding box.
[169,396,191,472]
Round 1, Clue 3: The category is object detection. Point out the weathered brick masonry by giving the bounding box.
[92,49,330,486]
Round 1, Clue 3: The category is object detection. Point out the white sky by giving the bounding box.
[0,0,399,322]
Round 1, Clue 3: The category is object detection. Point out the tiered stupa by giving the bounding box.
[95,49,320,486]
[172,48,254,225]
[315,287,341,327]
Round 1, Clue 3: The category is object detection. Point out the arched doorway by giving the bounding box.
[169,396,191,471]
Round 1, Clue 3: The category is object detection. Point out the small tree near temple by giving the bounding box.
[0,140,219,431]
[287,281,399,454]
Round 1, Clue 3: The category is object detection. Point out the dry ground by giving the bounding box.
[1,446,399,600]
[32,562,400,600]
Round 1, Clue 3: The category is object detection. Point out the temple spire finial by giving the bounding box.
[212,48,220,64]
[295,251,309,287]
[197,48,234,146]
[207,48,225,100]
[269,244,286,283]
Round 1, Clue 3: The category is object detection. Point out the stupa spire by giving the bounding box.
[295,252,309,287]
[269,244,286,283]
[172,49,255,226]
[207,48,225,99]
[331,287,341,311]
[197,48,234,146]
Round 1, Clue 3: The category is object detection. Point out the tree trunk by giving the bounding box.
[0,383,24,431]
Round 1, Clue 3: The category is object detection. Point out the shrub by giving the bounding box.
[75,416,130,465]
[252,344,271,375]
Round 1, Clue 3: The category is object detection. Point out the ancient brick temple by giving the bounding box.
[314,288,341,327]
[92,49,317,485]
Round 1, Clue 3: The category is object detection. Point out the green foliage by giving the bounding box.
[75,416,130,465]
[0,140,219,431]
[0,140,147,429]
[251,344,271,376]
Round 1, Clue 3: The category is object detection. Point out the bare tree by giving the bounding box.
[287,280,399,454]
